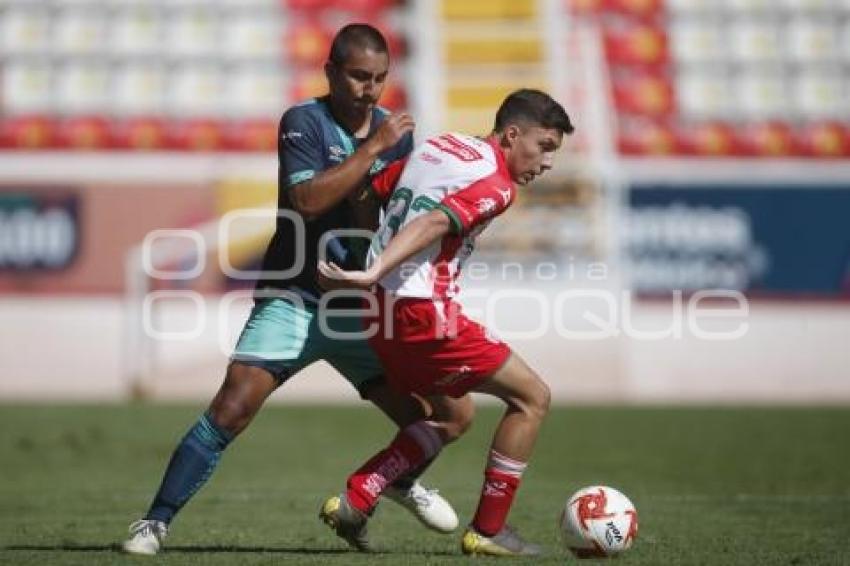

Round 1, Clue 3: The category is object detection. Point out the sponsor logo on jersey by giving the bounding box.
[420,152,442,165]
[328,144,346,161]
[427,134,483,162]
[475,197,498,215]
[498,187,512,205]
[281,130,303,140]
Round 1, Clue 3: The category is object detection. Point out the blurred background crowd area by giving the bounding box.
[0,0,848,156]
[0,0,848,403]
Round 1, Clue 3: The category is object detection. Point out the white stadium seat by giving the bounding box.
[111,62,167,116]
[674,68,734,119]
[733,69,792,119]
[668,17,727,64]
[54,61,111,114]
[1,59,52,113]
[166,63,225,116]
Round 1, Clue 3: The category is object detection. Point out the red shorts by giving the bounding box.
[366,291,511,398]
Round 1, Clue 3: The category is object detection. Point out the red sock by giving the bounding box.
[346,421,442,514]
[471,450,527,536]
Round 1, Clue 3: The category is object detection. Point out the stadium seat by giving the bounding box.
[163,5,221,58]
[112,63,167,116]
[444,33,543,65]
[222,63,286,118]
[110,118,168,151]
[674,68,733,119]
[572,0,849,157]
[0,5,51,54]
[166,64,225,117]
[736,121,795,156]
[442,0,536,21]
[110,6,163,56]
[795,121,850,157]
[733,70,792,120]
[786,17,841,63]
[727,19,783,63]
[618,115,678,155]
[611,68,675,116]
[667,17,727,63]
[55,116,111,150]
[55,61,111,115]
[54,8,106,56]
[220,9,283,60]
[792,69,846,118]
[603,21,669,66]
[1,60,52,114]
[0,115,55,150]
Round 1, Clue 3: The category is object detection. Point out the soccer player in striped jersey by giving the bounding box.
[317,89,574,556]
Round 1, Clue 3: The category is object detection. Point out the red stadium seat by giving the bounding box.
[111,118,168,151]
[795,122,850,158]
[677,121,740,157]
[611,68,674,116]
[736,121,796,157]
[55,116,111,150]
[0,116,56,149]
[225,119,280,152]
[166,119,226,151]
[617,116,678,156]
[286,22,334,66]
[603,21,668,66]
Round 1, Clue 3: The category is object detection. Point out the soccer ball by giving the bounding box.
[559,485,638,558]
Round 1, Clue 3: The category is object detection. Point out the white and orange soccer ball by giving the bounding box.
[559,485,638,558]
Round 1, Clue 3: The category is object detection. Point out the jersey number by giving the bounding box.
[372,188,438,253]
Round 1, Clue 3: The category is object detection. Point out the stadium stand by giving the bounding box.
[0,0,408,151]
[568,0,850,157]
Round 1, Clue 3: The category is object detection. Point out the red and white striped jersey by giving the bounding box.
[367,133,516,300]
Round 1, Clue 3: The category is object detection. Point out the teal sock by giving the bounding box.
[145,412,233,524]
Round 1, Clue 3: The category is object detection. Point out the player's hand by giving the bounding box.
[367,112,414,154]
[317,260,377,291]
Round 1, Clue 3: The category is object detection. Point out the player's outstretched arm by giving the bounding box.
[289,113,414,218]
[317,208,451,290]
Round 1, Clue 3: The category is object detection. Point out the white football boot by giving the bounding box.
[384,480,459,533]
[122,519,168,555]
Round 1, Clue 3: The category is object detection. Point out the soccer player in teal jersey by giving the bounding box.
[123,24,472,555]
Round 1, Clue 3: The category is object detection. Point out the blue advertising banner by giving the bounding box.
[628,185,850,297]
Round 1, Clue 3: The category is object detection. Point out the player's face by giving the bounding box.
[326,47,390,113]
[504,125,563,185]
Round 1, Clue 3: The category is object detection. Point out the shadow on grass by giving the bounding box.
[3,543,457,556]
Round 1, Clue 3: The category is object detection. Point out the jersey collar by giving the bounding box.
[485,135,512,183]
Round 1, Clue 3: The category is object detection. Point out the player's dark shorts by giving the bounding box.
[367,289,511,398]
[232,295,384,397]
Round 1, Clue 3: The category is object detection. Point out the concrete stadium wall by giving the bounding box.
[1,293,848,404]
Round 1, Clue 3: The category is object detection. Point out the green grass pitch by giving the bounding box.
[1,404,848,565]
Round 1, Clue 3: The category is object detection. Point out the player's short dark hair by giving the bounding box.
[329,24,389,66]
[494,89,574,135]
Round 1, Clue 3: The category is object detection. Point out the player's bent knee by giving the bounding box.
[532,379,552,418]
[520,374,551,422]
[208,363,274,435]
[208,398,252,435]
